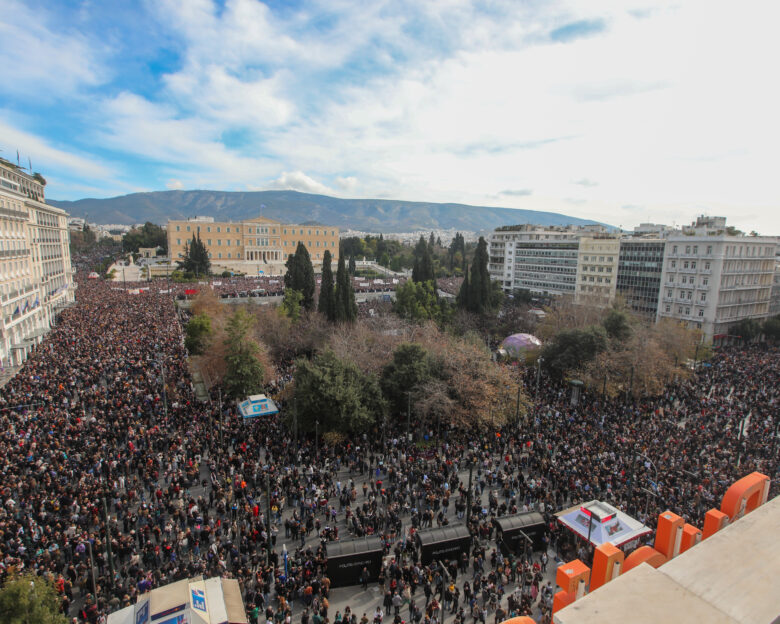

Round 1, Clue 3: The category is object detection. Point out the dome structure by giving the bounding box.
[501,333,542,358]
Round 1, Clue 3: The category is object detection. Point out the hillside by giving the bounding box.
[49,190,606,232]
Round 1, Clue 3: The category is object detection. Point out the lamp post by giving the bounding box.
[406,391,411,443]
[86,539,97,605]
[637,453,658,518]
[465,456,475,528]
[102,495,116,586]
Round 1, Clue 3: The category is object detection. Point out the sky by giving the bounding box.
[1,0,779,232]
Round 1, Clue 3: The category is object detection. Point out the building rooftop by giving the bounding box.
[555,494,780,624]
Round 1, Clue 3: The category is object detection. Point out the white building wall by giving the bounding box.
[657,236,777,341]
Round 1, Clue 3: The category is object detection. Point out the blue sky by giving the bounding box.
[1,0,779,232]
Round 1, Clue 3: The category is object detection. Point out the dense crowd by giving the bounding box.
[0,267,776,624]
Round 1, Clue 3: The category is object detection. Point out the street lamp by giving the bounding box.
[636,453,658,518]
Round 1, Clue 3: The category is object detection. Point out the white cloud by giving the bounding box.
[0,0,106,96]
[166,179,184,190]
[0,119,114,180]
[266,171,334,195]
[5,0,780,232]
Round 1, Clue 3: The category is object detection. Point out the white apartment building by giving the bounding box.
[488,225,584,296]
[0,159,73,371]
[657,234,777,341]
[575,237,620,306]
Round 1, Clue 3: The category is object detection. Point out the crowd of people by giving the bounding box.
[0,264,776,624]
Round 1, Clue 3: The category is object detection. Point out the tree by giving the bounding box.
[732,318,761,343]
[318,250,337,322]
[0,572,68,624]
[763,315,780,341]
[185,312,213,354]
[458,237,501,314]
[123,221,168,253]
[348,255,357,276]
[603,308,632,342]
[223,309,266,399]
[335,254,357,323]
[284,242,316,311]
[177,233,210,276]
[293,350,387,434]
[541,325,608,378]
[281,289,303,322]
[394,280,448,322]
[412,236,435,283]
[381,343,432,414]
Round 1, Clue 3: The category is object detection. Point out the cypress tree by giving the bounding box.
[318,250,337,322]
[335,254,357,323]
[457,265,470,310]
[284,242,316,311]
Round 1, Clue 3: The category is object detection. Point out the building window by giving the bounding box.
[705,262,711,270]
[186,226,190,232]
[706,245,712,254]
[703,278,708,286]
[693,246,698,254]
[176,225,180,231]
[685,246,690,254]
[700,293,706,302]
[177,239,181,245]
[207,226,211,232]
[673,245,678,253]
[228,253,232,258]
[226,227,230,233]
[685,307,690,315]
[218,253,222,258]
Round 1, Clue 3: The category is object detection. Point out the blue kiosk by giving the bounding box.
[238,394,279,419]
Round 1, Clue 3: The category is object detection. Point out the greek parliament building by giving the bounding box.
[0,158,74,370]
[167,215,339,275]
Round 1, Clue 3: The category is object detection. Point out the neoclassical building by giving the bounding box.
[167,215,339,275]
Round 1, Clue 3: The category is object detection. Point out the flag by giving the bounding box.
[28,157,32,172]
[17,150,20,166]
[13,305,19,316]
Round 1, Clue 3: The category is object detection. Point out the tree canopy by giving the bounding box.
[393,280,450,323]
[334,254,357,323]
[293,350,386,434]
[0,573,67,624]
[457,237,502,314]
[123,221,168,253]
[412,235,436,283]
[222,309,266,399]
[284,242,316,311]
[184,312,213,355]
[380,343,432,414]
[318,250,337,322]
[177,233,211,276]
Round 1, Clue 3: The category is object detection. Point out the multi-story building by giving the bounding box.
[616,239,666,318]
[575,237,620,306]
[657,225,777,341]
[0,159,73,370]
[167,215,339,275]
[488,225,582,296]
[770,261,780,317]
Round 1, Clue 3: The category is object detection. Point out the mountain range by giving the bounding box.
[49,190,605,232]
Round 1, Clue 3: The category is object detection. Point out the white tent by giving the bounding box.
[556,500,651,547]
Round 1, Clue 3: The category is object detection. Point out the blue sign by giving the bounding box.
[191,588,206,612]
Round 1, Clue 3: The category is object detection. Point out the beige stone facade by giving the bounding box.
[575,237,620,306]
[167,216,339,275]
[0,160,74,370]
